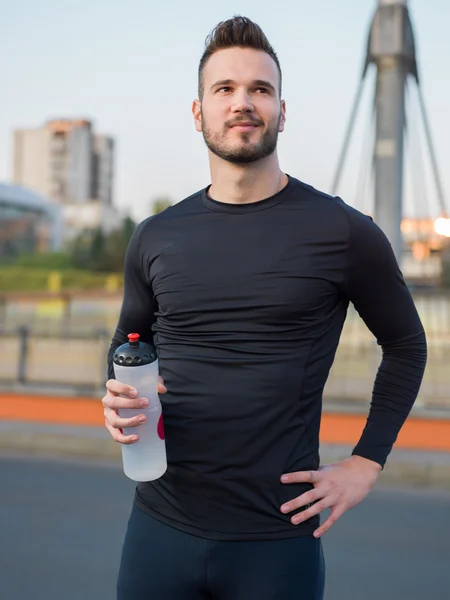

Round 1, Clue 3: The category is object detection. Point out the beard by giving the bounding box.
[201,111,281,164]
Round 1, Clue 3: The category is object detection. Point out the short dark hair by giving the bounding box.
[198,16,282,99]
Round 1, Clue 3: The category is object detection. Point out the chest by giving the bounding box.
[148,218,345,325]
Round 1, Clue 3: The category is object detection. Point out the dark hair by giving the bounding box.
[198,16,282,99]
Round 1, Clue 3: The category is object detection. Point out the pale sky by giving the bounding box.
[2,0,449,222]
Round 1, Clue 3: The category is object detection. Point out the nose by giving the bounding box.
[230,89,254,113]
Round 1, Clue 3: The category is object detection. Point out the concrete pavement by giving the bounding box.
[1,455,449,600]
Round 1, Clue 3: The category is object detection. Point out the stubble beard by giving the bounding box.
[201,111,281,164]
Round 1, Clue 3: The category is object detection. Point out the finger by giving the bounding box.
[281,470,320,485]
[106,379,138,398]
[291,496,335,526]
[280,488,323,514]
[103,393,149,410]
[104,419,139,444]
[314,505,346,538]
[103,406,147,430]
[157,376,167,394]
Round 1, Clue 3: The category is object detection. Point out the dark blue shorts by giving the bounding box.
[117,505,325,600]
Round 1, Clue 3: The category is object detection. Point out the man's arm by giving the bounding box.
[279,208,427,537]
[107,218,157,380]
[102,218,167,446]
[343,210,427,468]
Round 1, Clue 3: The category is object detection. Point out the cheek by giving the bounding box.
[255,102,278,122]
[202,109,227,133]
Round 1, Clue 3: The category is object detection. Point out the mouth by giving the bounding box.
[229,122,261,132]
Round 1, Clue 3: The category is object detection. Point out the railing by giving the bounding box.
[0,292,449,411]
[0,327,110,392]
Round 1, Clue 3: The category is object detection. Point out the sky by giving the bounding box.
[2,0,449,223]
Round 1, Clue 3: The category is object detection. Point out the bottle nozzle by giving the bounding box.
[128,333,140,345]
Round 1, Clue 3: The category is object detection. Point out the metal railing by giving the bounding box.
[0,326,110,392]
[0,292,449,411]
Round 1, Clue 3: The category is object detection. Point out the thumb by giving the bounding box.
[157,376,167,393]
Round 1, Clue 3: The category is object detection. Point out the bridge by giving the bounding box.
[332,0,450,282]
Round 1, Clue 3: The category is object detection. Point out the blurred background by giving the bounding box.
[1,1,449,599]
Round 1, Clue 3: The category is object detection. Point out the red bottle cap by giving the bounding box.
[128,333,140,343]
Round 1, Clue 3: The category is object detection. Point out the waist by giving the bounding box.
[134,461,319,540]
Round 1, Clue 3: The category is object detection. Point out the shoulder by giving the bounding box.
[288,177,336,204]
[287,177,395,263]
[287,176,378,237]
[330,197,394,262]
[135,188,205,236]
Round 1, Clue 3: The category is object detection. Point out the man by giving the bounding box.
[103,15,427,600]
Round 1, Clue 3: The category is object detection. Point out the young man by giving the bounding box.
[103,16,427,600]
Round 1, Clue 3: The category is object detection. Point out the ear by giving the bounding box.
[279,100,286,133]
[192,99,203,132]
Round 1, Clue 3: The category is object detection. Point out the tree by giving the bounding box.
[6,216,138,274]
[103,216,137,271]
[69,216,137,272]
[151,196,172,215]
[70,229,96,270]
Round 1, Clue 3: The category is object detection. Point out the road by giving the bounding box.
[1,455,449,600]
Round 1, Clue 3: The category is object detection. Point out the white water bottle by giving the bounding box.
[113,333,167,482]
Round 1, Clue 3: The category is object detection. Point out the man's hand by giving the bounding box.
[280,455,382,538]
[102,377,167,444]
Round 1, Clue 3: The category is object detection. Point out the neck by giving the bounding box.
[207,153,288,204]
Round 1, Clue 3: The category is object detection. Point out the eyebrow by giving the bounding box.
[210,79,276,93]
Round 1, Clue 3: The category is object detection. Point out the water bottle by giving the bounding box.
[113,333,167,482]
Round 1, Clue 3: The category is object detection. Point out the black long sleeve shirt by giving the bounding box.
[108,175,427,541]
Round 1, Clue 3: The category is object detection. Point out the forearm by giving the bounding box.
[351,330,427,467]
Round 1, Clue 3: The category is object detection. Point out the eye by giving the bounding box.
[255,87,269,94]
[218,87,232,93]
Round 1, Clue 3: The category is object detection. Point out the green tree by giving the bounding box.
[151,196,172,215]
[69,216,137,272]
[121,215,136,241]
[70,230,95,270]
[103,216,137,271]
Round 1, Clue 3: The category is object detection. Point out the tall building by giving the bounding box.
[13,119,114,206]
[12,119,118,242]
[91,134,114,207]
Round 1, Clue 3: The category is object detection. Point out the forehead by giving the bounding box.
[203,47,279,89]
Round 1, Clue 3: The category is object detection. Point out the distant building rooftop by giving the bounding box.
[0,183,62,252]
[0,183,59,215]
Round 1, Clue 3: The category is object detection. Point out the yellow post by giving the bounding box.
[105,274,120,291]
[48,271,62,293]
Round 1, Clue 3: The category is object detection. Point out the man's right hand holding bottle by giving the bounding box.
[102,377,167,444]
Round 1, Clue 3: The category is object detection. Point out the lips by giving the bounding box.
[230,122,260,128]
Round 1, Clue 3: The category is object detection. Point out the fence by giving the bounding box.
[0,291,449,410]
[0,327,110,391]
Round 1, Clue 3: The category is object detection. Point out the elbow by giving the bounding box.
[381,329,427,371]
